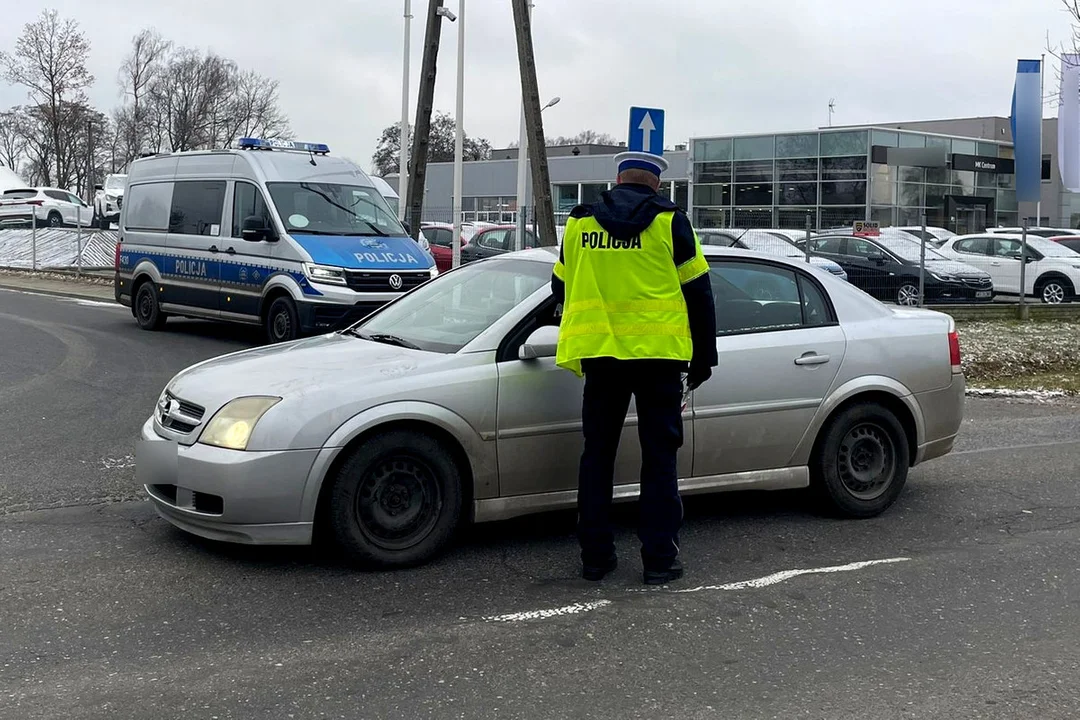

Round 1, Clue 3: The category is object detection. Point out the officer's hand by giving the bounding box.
[687,364,712,391]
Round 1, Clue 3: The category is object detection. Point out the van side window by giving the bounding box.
[232,182,272,237]
[124,182,173,231]
[169,181,226,236]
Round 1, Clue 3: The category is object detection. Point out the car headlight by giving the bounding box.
[106,193,119,201]
[429,266,439,278]
[303,263,347,286]
[928,272,955,282]
[198,396,281,450]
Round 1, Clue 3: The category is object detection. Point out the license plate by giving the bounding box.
[976,291,992,299]
[136,439,178,487]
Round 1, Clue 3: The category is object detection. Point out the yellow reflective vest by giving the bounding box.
[553,210,710,376]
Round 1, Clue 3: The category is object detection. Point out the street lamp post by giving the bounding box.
[527,96,560,236]
[451,0,466,269]
[516,94,560,250]
[398,0,412,220]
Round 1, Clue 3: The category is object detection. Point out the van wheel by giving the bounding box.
[134,280,167,331]
[812,402,910,518]
[328,430,463,568]
[265,296,300,343]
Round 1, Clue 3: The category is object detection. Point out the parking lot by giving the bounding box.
[2,287,1080,719]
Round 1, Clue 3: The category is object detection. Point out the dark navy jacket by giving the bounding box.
[551,183,718,370]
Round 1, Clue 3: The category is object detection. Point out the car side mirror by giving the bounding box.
[401,220,412,236]
[93,184,103,192]
[1025,255,1036,263]
[241,215,275,242]
[518,324,559,361]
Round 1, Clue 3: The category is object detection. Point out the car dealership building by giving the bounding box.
[387,116,1070,233]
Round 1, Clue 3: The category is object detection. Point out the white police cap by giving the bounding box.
[614,150,669,176]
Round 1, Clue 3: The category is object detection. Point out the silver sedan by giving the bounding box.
[137,246,966,567]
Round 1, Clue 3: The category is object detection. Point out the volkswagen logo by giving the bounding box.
[388,274,403,290]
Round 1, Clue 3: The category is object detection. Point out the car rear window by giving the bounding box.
[3,189,37,199]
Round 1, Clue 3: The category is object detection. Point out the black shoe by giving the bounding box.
[643,559,684,586]
[582,556,618,581]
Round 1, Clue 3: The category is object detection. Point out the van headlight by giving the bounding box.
[303,263,347,286]
[198,396,281,450]
[429,266,439,278]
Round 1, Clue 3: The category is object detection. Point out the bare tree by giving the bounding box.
[0,110,26,173]
[0,9,94,187]
[117,29,171,161]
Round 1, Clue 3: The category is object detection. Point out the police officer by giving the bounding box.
[551,150,717,585]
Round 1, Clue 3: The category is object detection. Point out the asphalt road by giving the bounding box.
[3,288,1080,720]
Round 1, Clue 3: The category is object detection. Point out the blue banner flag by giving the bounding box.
[1010,59,1043,204]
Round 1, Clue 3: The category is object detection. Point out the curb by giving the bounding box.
[0,282,117,303]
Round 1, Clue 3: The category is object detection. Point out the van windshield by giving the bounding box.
[267,182,407,237]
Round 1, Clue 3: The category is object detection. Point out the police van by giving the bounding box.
[114,138,437,342]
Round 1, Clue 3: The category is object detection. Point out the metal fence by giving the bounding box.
[0,226,117,273]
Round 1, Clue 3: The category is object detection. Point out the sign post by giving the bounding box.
[628,106,666,156]
[804,212,812,264]
[1019,220,1029,321]
[919,213,927,307]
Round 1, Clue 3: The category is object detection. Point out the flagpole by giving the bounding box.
[1037,53,1045,226]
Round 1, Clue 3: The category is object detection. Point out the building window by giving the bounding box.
[898,133,926,149]
[977,142,999,157]
[820,130,867,157]
[553,184,578,212]
[898,182,923,207]
[1042,154,1052,181]
[580,183,607,204]
[951,139,977,155]
[776,158,818,181]
[695,138,732,162]
[734,183,773,205]
[733,135,775,160]
[822,156,867,180]
[674,181,688,211]
[694,162,732,183]
[734,159,773,182]
[693,184,731,206]
[777,208,816,229]
[775,134,819,158]
[820,181,866,205]
[732,207,773,228]
[951,170,976,196]
[694,207,728,228]
[871,130,899,148]
[870,206,895,226]
[778,182,818,205]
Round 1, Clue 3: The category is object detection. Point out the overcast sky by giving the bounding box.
[0,0,1071,172]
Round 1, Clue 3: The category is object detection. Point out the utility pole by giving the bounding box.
[398,0,412,220]
[405,0,446,240]
[510,0,557,247]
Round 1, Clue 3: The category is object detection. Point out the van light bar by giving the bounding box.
[236,137,330,154]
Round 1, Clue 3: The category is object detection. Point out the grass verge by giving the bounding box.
[958,318,1080,396]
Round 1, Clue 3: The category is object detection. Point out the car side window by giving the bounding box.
[709,261,833,335]
[954,238,989,255]
[847,239,882,258]
[44,190,68,202]
[232,182,272,237]
[810,237,843,254]
[171,180,226,236]
[994,239,1022,258]
[432,229,452,247]
[65,192,84,206]
[480,230,509,251]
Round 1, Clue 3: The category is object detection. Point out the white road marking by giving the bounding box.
[482,600,612,624]
[74,299,120,308]
[482,558,909,624]
[671,557,910,594]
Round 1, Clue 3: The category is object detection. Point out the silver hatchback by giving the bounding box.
[137,246,965,567]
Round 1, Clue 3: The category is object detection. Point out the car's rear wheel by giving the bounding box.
[328,430,463,568]
[1036,276,1072,304]
[896,282,920,306]
[134,279,167,331]
[47,211,63,228]
[812,402,910,517]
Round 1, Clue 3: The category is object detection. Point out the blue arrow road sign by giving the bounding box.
[628,106,665,155]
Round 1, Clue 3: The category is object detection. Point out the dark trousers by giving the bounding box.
[578,358,685,570]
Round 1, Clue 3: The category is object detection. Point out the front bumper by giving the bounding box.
[139,417,319,545]
[924,280,994,303]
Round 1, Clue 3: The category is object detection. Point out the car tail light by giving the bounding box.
[948,329,962,373]
[114,241,122,271]
[25,199,43,206]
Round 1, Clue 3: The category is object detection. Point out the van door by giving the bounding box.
[221,181,275,319]
[163,180,226,315]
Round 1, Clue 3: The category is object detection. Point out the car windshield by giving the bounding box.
[267,182,406,236]
[870,233,950,262]
[105,176,126,191]
[352,258,551,353]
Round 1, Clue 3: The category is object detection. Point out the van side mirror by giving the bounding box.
[242,215,275,242]
[518,324,559,360]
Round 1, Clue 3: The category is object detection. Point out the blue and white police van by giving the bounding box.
[114,138,437,342]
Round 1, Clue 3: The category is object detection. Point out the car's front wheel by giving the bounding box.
[1036,276,1073,305]
[896,282,920,306]
[812,402,910,517]
[328,430,463,567]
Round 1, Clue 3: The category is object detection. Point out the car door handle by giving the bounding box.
[794,353,831,366]
[208,245,219,253]
[990,261,1001,266]
[225,246,236,255]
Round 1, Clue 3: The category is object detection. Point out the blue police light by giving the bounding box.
[236,137,330,154]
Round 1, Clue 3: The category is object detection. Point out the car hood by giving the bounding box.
[923,259,989,277]
[167,333,454,416]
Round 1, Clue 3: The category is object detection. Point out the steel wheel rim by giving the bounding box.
[1042,283,1065,304]
[137,287,154,321]
[837,422,896,501]
[354,455,441,551]
[897,285,919,306]
[272,307,291,340]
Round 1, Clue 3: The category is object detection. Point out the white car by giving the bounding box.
[985,227,1080,238]
[93,174,126,229]
[0,187,93,229]
[937,233,1080,304]
[895,226,957,247]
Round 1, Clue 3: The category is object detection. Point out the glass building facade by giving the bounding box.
[689,128,1017,232]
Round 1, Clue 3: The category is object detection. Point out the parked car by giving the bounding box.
[1048,235,1080,254]
[93,174,126,229]
[0,187,93,228]
[798,230,994,306]
[936,233,1080,304]
[698,228,849,281]
[459,224,540,263]
[136,245,965,567]
[420,222,477,272]
[986,227,1080,238]
[894,226,957,247]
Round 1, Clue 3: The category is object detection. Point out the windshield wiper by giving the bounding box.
[343,328,421,350]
